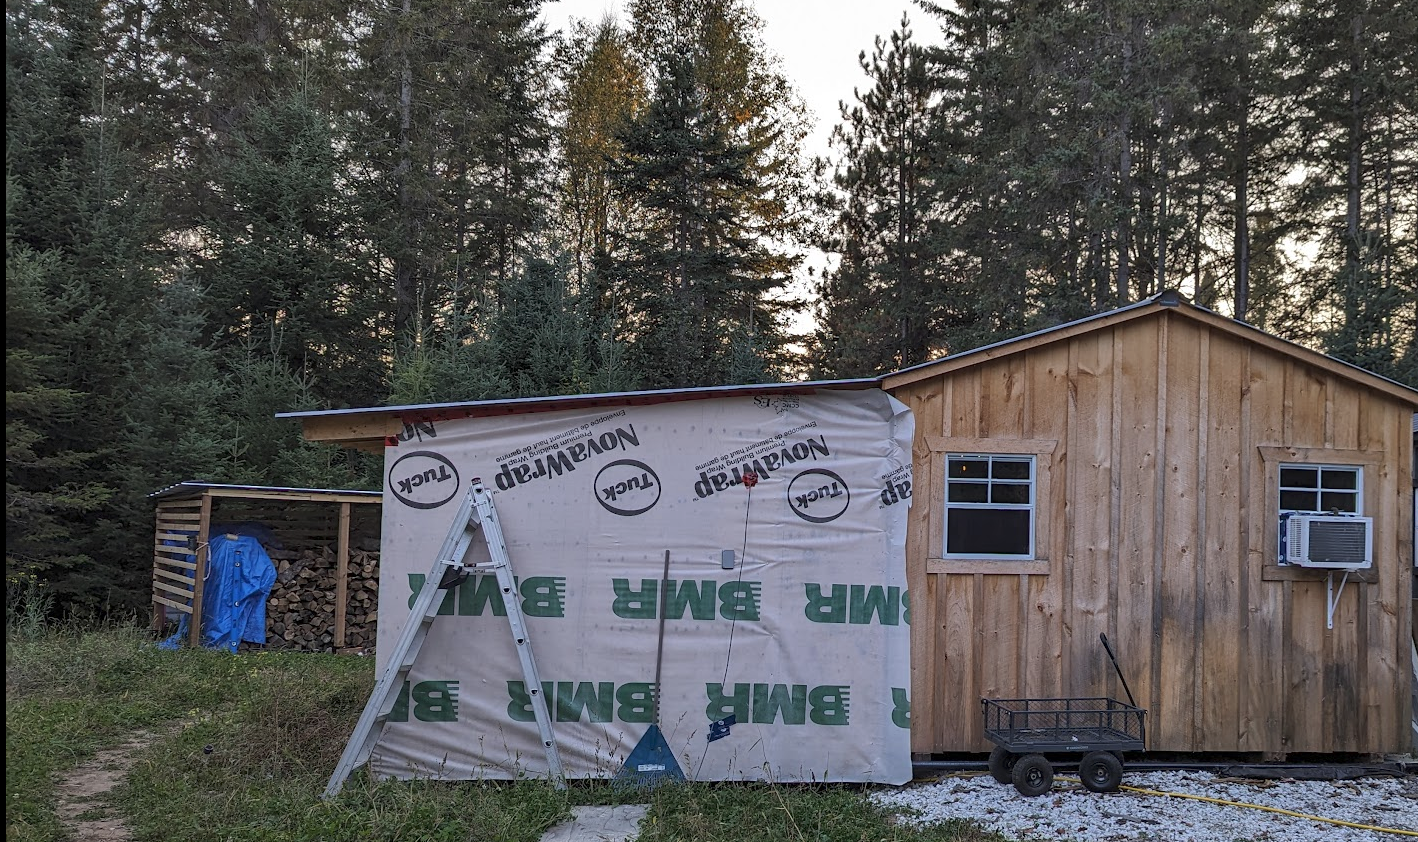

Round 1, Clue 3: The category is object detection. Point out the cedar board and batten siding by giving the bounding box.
[887,309,1416,757]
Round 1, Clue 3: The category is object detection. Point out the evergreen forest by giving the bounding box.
[7,0,1415,613]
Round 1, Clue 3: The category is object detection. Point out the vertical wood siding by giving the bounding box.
[896,311,1415,755]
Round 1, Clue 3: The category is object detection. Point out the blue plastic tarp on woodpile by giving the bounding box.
[159,533,276,653]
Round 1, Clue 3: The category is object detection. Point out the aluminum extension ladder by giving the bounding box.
[322,479,565,798]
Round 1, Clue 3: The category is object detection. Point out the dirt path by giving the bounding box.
[54,731,156,842]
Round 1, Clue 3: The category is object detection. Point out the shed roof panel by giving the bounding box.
[149,482,381,501]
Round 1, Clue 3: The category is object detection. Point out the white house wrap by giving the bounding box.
[374,388,914,784]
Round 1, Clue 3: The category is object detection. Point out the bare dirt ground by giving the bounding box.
[54,731,156,842]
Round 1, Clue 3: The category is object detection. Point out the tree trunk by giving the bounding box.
[1115,35,1134,305]
[393,0,416,338]
[1230,15,1252,320]
[1345,12,1363,280]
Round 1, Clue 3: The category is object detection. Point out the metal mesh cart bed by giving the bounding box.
[981,635,1147,796]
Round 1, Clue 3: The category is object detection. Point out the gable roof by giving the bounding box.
[882,290,1418,406]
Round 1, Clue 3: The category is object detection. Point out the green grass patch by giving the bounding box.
[7,624,1006,842]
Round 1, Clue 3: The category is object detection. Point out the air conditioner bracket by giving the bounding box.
[1326,571,1351,630]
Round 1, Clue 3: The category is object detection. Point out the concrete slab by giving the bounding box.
[540,804,648,842]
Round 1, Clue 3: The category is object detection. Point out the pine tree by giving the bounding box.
[1278,0,1416,380]
[554,17,645,294]
[813,17,939,377]
[916,0,1043,349]
[914,0,1252,350]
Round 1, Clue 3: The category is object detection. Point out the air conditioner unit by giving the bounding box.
[1279,512,1373,570]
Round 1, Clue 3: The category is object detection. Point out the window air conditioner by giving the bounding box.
[1279,512,1373,570]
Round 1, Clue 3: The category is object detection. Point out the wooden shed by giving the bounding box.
[883,291,1417,758]
[150,482,382,650]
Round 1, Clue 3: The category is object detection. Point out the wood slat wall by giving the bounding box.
[150,491,381,646]
[894,310,1415,756]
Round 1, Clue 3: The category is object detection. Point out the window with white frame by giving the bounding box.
[943,454,1035,558]
[1278,464,1362,515]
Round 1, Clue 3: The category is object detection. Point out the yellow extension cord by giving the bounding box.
[923,772,1417,837]
[1065,774,1418,837]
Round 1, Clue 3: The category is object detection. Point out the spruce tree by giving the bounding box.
[343,0,552,343]
[611,54,774,387]
[608,0,811,387]
[198,90,382,408]
[7,0,160,608]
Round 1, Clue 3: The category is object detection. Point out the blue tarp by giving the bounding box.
[159,533,276,653]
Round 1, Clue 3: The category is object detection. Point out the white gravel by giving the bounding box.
[870,769,1418,842]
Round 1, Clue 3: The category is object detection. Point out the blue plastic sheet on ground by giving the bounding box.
[158,533,276,653]
[614,724,685,788]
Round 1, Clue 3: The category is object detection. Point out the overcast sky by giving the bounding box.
[540,0,930,161]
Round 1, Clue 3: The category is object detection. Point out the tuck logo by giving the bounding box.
[787,468,849,523]
[595,459,661,516]
[388,451,460,509]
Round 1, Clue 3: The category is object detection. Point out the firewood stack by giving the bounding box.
[264,544,380,653]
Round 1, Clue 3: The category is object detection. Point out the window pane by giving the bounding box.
[991,483,1030,504]
[1280,490,1318,511]
[1320,470,1358,490]
[948,482,988,503]
[946,509,1031,556]
[1320,491,1358,513]
[991,459,1032,480]
[1280,467,1317,489]
[949,457,988,479]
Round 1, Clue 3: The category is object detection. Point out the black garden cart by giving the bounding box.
[981,634,1147,796]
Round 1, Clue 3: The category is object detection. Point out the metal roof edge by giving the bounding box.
[275,377,884,420]
[1180,300,1418,402]
[148,481,382,499]
[884,291,1417,403]
[886,293,1165,382]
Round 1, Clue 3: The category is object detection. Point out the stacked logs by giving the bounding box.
[264,544,379,652]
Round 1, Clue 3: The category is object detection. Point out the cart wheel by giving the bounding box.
[1011,754,1053,797]
[1079,750,1123,793]
[988,746,1017,784]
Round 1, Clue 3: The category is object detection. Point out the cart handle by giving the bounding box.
[1100,633,1137,708]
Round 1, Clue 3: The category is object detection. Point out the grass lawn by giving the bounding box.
[6,622,1005,842]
